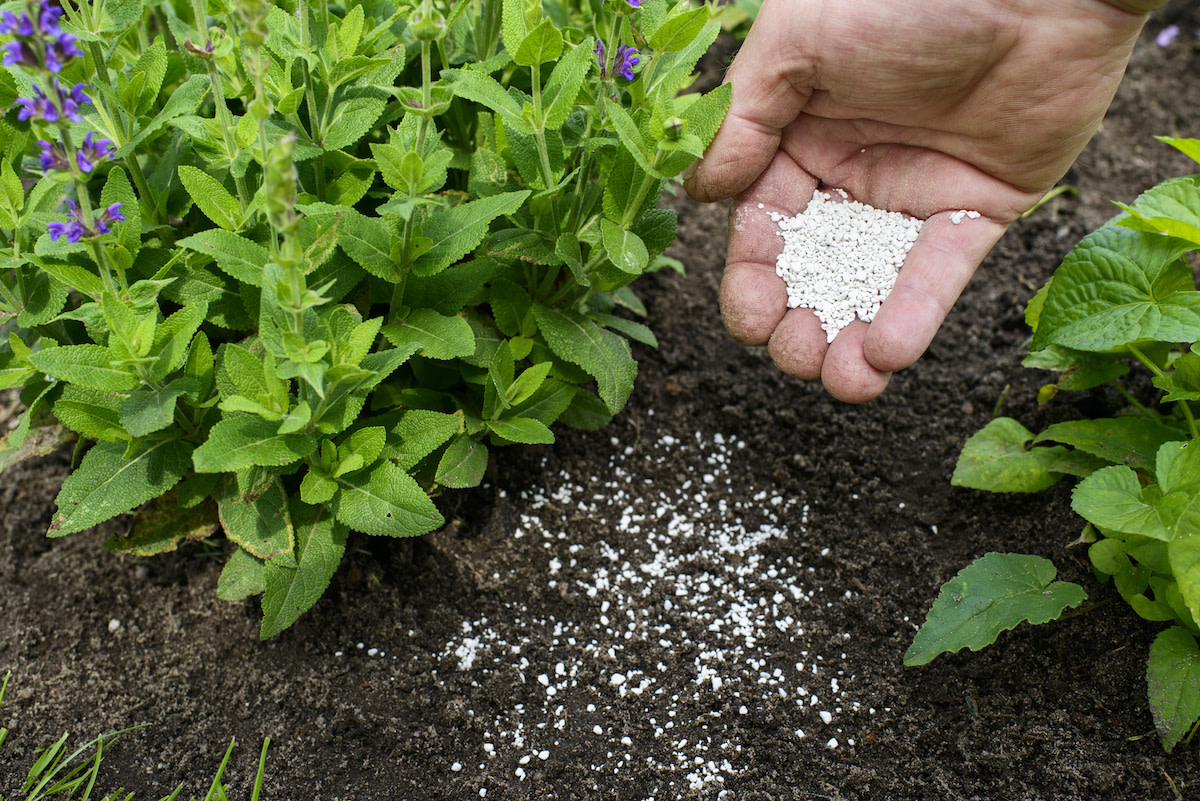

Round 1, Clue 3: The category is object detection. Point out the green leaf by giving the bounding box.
[101,166,141,261]
[128,40,167,116]
[260,502,348,638]
[488,415,554,444]
[601,219,650,274]
[412,191,530,276]
[532,305,636,415]
[679,83,732,153]
[97,0,142,33]
[647,6,709,51]
[339,209,400,281]
[1035,417,1185,472]
[29,344,138,392]
[542,36,594,129]
[951,417,1069,493]
[904,553,1087,665]
[322,97,385,151]
[1071,465,1170,539]
[178,229,270,286]
[444,70,534,135]
[436,434,488,489]
[178,165,242,231]
[217,547,266,601]
[119,378,195,438]
[1030,225,1200,353]
[1158,137,1200,165]
[1114,177,1200,248]
[150,302,208,382]
[193,414,318,473]
[604,98,657,178]
[218,478,295,563]
[119,74,209,157]
[53,385,128,443]
[513,18,563,68]
[332,461,444,537]
[1147,626,1200,752]
[1156,351,1200,402]
[50,439,194,536]
[0,160,23,228]
[381,309,475,360]
[501,0,528,56]
[391,409,462,470]
[591,312,658,347]
[106,492,217,556]
[1168,535,1200,632]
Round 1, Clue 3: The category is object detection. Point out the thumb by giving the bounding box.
[684,0,816,202]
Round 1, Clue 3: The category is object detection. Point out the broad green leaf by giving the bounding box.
[119,74,209,157]
[178,229,270,286]
[260,502,348,638]
[533,305,637,415]
[1114,177,1200,248]
[488,415,554,444]
[97,0,141,32]
[50,439,194,535]
[507,361,552,405]
[904,553,1086,665]
[489,279,533,337]
[101,166,141,261]
[679,83,731,153]
[1071,465,1170,539]
[1147,626,1200,752]
[604,98,657,177]
[15,265,68,327]
[193,414,317,473]
[30,344,138,391]
[150,302,208,382]
[542,36,594,129]
[412,191,530,276]
[1156,351,1200,401]
[1035,417,1185,472]
[106,492,217,556]
[513,18,563,68]
[646,21,719,95]
[591,313,658,347]
[332,461,444,537]
[382,309,475,360]
[951,417,1069,493]
[339,209,400,281]
[512,376,575,426]
[444,70,534,135]
[501,0,528,56]
[322,97,385,151]
[128,40,167,116]
[53,385,128,442]
[392,409,461,470]
[601,219,650,274]
[648,5,709,51]
[217,547,266,601]
[1158,137,1200,165]
[33,259,104,300]
[119,378,195,438]
[1030,226,1200,353]
[218,478,295,563]
[1168,535,1200,632]
[436,434,488,489]
[1156,440,1200,541]
[178,166,242,231]
[0,160,23,228]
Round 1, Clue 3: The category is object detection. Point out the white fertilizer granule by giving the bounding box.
[770,189,922,343]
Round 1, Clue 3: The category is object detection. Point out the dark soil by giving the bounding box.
[4,10,1200,800]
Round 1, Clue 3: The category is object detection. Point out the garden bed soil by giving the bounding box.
[4,10,1200,799]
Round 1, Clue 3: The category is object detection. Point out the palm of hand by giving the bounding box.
[685,0,1147,401]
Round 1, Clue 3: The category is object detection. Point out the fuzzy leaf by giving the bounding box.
[445,70,533,135]
[119,74,209,157]
[119,378,196,438]
[178,229,270,286]
[1147,626,1200,752]
[53,385,128,442]
[488,415,554,444]
[30,344,138,392]
[951,417,1069,493]
[217,547,266,601]
[107,493,217,556]
[332,461,444,537]
[339,209,400,281]
[218,478,295,563]
[513,18,563,68]
[532,305,636,415]
[260,502,348,638]
[543,36,594,129]
[382,309,475,360]
[1035,417,1185,473]
[178,165,242,231]
[50,439,194,536]
[412,191,530,276]
[601,219,650,274]
[904,553,1086,665]
[193,414,317,473]
[323,97,386,151]
[436,434,488,489]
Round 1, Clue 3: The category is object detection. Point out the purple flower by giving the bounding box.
[625,0,642,6]
[75,132,114,173]
[0,10,34,37]
[47,200,123,243]
[613,45,639,81]
[36,138,68,171]
[44,31,82,73]
[16,84,58,122]
[0,1,83,73]
[1,39,37,69]
[594,38,606,79]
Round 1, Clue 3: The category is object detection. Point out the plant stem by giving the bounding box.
[192,0,250,210]
[1128,343,1200,438]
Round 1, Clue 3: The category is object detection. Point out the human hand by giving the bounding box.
[684,0,1153,402]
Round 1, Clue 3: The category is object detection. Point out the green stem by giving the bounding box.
[1111,378,1154,418]
[530,74,561,233]
[1126,344,1200,438]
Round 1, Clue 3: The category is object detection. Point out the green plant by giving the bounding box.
[905,136,1200,752]
[0,0,730,637]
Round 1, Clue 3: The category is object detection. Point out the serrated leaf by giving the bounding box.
[1035,417,1185,472]
[1147,626,1200,752]
[50,439,194,536]
[513,18,563,68]
[532,305,636,415]
[260,502,347,638]
[129,40,167,116]
[30,344,138,391]
[604,98,657,178]
[217,546,266,601]
[1114,177,1200,248]
[193,414,317,473]
[648,5,709,51]
[1168,535,1200,633]
[1030,225,1200,353]
[601,219,649,274]
[488,415,554,444]
[339,209,400,281]
[178,165,242,231]
[1156,351,1200,402]
[381,308,475,360]
[412,190,530,276]
[543,36,594,129]
[323,97,385,151]
[119,74,209,157]
[53,385,128,442]
[392,409,461,470]
[1071,465,1170,539]
[904,553,1086,665]
[951,417,1069,493]
[119,378,195,438]
[444,70,534,135]
[436,434,488,489]
[178,229,270,286]
[332,461,444,537]
[218,478,295,563]
[106,493,218,556]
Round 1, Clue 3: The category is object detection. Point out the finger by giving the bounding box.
[821,320,892,403]
[683,0,817,203]
[721,153,819,345]
[767,306,828,380]
[864,212,1009,373]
